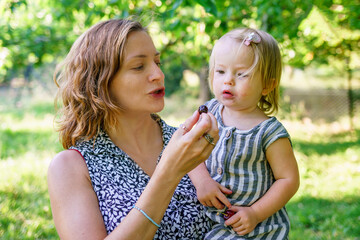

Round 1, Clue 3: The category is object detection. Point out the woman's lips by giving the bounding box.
[150,87,165,98]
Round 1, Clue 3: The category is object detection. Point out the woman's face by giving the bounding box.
[110,30,165,114]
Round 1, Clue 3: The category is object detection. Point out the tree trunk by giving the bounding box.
[346,55,354,131]
[198,66,211,103]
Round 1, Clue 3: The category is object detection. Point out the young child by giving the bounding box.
[189,28,300,239]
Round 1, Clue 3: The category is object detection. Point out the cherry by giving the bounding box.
[223,210,236,220]
[198,105,208,114]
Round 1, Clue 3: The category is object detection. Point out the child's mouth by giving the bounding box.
[222,90,233,97]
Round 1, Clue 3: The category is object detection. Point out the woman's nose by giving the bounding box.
[149,63,165,82]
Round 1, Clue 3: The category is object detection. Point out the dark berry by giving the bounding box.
[198,105,208,114]
[223,210,235,220]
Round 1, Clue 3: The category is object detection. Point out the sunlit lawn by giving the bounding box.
[0,91,359,239]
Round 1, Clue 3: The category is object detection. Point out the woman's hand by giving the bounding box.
[159,110,219,179]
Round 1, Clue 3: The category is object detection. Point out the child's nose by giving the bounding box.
[223,73,234,85]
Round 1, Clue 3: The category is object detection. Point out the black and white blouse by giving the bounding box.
[71,114,212,239]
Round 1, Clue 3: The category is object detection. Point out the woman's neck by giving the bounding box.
[108,112,161,149]
[106,111,164,176]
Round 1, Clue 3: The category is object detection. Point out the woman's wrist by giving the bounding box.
[153,160,183,185]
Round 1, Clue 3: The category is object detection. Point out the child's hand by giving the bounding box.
[196,178,232,209]
[224,206,260,236]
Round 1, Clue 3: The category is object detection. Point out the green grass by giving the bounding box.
[0,160,57,239]
[288,196,360,239]
[288,126,360,240]
[0,91,359,239]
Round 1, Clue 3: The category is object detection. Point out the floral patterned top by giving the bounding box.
[70,114,212,239]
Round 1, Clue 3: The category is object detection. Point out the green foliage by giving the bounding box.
[286,1,360,70]
[161,56,184,96]
[1,0,359,94]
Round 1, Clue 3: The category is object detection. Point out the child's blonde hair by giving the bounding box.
[208,28,282,115]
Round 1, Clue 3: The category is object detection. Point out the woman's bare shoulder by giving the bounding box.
[48,149,88,180]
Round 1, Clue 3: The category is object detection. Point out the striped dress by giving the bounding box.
[204,99,291,240]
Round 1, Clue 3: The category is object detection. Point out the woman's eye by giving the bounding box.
[133,65,144,70]
[156,62,162,67]
[216,70,225,74]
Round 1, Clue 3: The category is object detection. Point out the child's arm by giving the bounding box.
[225,138,300,236]
[188,163,232,209]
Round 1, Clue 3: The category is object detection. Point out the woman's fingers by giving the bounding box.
[178,108,219,143]
[202,112,219,145]
[181,110,200,132]
[188,113,212,139]
[188,112,219,161]
[164,108,219,174]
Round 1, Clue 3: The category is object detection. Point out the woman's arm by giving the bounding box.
[48,150,108,239]
[109,112,219,239]
[48,111,219,240]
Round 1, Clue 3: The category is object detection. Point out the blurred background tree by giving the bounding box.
[0,0,359,101]
[0,2,359,238]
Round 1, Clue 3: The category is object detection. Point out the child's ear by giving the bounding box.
[262,79,277,96]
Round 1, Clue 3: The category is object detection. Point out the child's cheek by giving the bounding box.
[238,87,251,97]
[238,83,254,97]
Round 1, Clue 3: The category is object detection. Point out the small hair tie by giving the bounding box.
[244,32,261,46]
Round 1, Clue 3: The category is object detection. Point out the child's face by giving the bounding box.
[212,37,264,113]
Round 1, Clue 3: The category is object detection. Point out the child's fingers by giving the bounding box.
[211,198,225,210]
[234,227,249,236]
[199,199,207,207]
[216,193,231,209]
[224,213,239,226]
[205,200,213,207]
[219,185,233,195]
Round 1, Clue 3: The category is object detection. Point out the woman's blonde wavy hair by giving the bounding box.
[208,28,282,115]
[54,19,146,149]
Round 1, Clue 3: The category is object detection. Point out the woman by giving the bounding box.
[48,18,218,239]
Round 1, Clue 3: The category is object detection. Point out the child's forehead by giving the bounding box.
[215,37,246,52]
[214,37,254,61]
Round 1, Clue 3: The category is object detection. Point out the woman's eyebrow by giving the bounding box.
[130,52,160,59]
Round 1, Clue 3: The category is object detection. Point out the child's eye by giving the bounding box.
[216,70,225,74]
[237,73,248,78]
